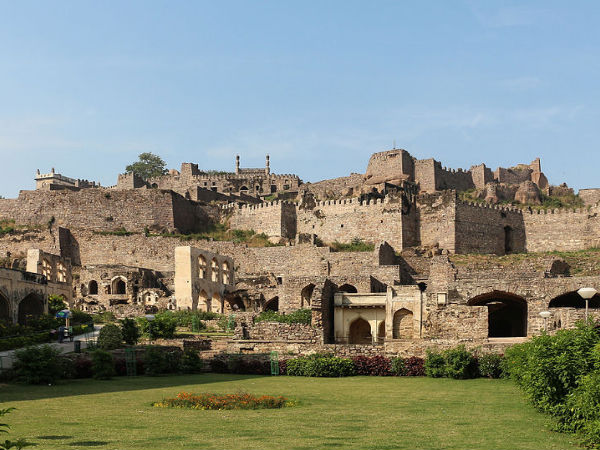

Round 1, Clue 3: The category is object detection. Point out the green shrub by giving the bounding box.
[286,354,355,377]
[91,349,115,380]
[180,349,203,374]
[13,345,62,384]
[70,309,93,325]
[137,312,177,339]
[120,318,140,345]
[254,309,312,325]
[424,350,446,378]
[504,322,600,414]
[143,346,181,376]
[92,311,116,324]
[97,324,123,350]
[443,346,477,379]
[478,353,504,379]
[48,295,67,315]
[391,357,407,376]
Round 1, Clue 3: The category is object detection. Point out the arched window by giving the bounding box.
[301,284,315,307]
[57,262,67,283]
[504,226,513,254]
[42,259,52,281]
[222,261,231,285]
[198,255,207,279]
[112,277,126,295]
[88,280,98,295]
[211,259,220,283]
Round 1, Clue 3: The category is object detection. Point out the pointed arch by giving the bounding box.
[211,258,220,283]
[468,291,527,337]
[349,318,372,344]
[88,280,98,295]
[199,290,210,312]
[222,261,231,285]
[198,255,208,279]
[42,259,52,281]
[393,309,414,339]
[211,292,222,313]
[264,296,279,312]
[111,277,126,295]
[338,284,357,294]
[18,293,44,325]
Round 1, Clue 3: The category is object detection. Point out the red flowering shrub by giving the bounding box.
[153,392,291,410]
[73,357,93,378]
[352,356,392,376]
[404,356,425,376]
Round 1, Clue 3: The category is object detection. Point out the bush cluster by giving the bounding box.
[136,312,177,339]
[286,354,356,377]
[254,309,312,325]
[8,345,203,384]
[424,346,479,379]
[503,322,600,446]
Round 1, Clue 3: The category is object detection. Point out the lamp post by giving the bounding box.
[539,310,551,333]
[577,287,597,322]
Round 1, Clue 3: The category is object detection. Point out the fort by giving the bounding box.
[1,148,600,357]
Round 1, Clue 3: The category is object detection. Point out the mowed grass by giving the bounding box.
[0,374,581,450]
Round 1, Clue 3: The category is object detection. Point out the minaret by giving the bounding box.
[235,155,240,175]
[265,154,270,175]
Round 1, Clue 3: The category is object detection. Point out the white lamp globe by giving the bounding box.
[577,287,597,299]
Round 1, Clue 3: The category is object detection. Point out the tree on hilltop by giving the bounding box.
[125,152,168,179]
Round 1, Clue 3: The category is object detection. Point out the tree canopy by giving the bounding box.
[125,152,168,179]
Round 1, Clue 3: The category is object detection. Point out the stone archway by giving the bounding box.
[264,297,279,312]
[338,284,357,294]
[226,295,246,312]
[0,291,10,322]
[349,318,372,344]
[468,291,527,337]
[199,290,210,312]
[112,277,126,295]
[549,291,600,308]
[18,293,44,325]
[392,309,413,339]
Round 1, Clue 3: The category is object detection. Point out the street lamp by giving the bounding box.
[539,310,551,332]
[577,287,597,322]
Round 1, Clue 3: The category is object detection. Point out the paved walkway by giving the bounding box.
[0,326,100,370]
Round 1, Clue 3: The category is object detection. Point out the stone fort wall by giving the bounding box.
[0,189,213,234]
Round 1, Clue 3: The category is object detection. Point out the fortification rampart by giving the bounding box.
[0,189,211,234]
[523,206,600,252]
[296,197,406,249]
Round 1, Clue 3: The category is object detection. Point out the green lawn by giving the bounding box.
[0,375,581,450]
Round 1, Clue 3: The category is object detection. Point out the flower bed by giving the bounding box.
[152,392,292,410]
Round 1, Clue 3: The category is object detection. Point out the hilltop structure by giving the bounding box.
[1,148,600,357]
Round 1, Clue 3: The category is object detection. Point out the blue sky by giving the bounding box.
[0,0,599,197]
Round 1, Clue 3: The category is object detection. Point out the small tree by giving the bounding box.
[91,349,115,380]
[47,295,66,315]
[97,324,123,350]
[120,318,140,346]
[125,152,167,180]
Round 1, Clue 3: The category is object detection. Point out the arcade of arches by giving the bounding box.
[17,293,44,325]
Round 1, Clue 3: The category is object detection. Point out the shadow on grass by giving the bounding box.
[37,435,73,440]
[0,373,264,403]
[68,441,110,447]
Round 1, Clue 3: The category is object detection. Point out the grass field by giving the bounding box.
[0,374,581,450]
